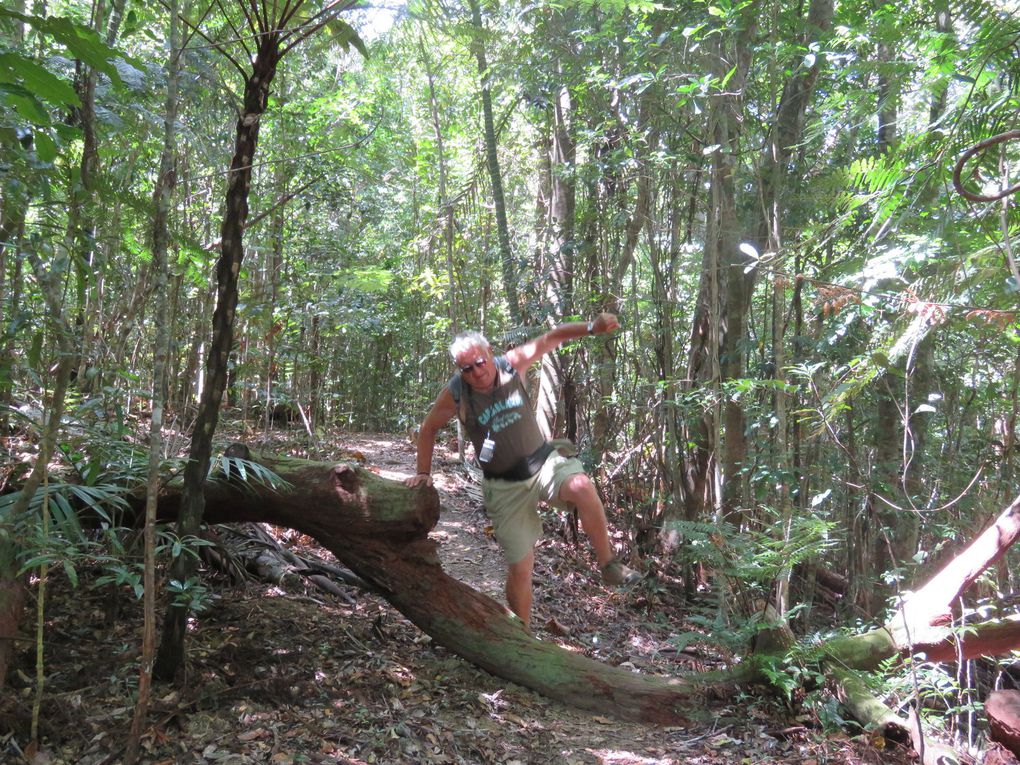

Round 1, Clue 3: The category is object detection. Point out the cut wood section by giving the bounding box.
[988,690,1020,759]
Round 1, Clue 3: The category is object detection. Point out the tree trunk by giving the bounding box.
[67,0,108,395]
[153,30,283,682]
[467,0,520,327]
[420,33,459,334]
[0,203,25,434]
[683,11,757,526]
[0,0,27,426]
[124,2,179,760]
[0,250,79,684]
[534,78,577,439]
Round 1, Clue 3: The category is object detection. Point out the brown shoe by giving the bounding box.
[600,558,641,586]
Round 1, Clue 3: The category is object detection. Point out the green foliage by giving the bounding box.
[757,651,825,703]
[166,575,213,612]
[663,512,837,657]
[0,8,124,82]
[207,456,292,493]
[665,510,836,599]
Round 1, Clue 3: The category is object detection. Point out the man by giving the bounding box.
[404,312,639,627]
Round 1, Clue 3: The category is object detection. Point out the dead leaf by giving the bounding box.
[545,617,571,636]
[238,728,269,742]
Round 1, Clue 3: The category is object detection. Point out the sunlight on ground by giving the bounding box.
[585,750,672,764]
[629,634,656,652]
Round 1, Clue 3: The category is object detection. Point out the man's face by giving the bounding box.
[455,344,496,391]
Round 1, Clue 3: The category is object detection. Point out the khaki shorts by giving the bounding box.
[482,450,586,564]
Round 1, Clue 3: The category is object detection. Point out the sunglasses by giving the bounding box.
[459,357,487,374]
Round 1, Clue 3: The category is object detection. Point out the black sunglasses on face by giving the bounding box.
[459,357,487,374]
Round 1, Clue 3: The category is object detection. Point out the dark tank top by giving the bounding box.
[449,356,551,480]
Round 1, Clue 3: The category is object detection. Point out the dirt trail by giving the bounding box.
[350,433,505,602]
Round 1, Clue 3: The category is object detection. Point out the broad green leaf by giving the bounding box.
[62,559,79,587]
[0,52,79,107]
[33,130,58,162]
[1,10,123,84]
[1,87,50,125]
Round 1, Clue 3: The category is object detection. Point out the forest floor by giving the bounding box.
[0,427,919,765]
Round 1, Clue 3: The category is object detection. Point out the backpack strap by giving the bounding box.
[448,372,463,405]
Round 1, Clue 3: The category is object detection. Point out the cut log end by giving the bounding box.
[224,443,252,460]
[332,464,360,501]
[988,690,1020,759]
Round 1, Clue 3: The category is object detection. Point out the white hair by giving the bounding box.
[449,331,489,361]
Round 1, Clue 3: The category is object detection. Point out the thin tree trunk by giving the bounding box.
[0,249,78,685]
[154,28,283,681]
[0,0,27,424]
[124,2,179,759]
[758,0,834,612]
[536,79,578,438]
[466,0,520,326]
[862,34,904,615]
[68,0,108,394]
[699,11,757,524]
[420,34,467,457]
[0,208,24,434]
[420,34,459,333]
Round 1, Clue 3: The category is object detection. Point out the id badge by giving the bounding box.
[478,437,495,463]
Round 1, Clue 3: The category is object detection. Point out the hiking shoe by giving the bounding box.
[601,558,641,586]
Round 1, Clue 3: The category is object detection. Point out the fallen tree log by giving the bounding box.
[149,449,1020,736]
[151,450,739,724]
[832,665,963,765]
[822,496,1020,674]
[819,497,1020,764]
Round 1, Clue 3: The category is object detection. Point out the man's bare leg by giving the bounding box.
[557,473,614,566]
[506,550,535,627]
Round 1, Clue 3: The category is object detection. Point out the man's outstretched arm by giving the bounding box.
[404,388,458,488]
[506,312,620,373]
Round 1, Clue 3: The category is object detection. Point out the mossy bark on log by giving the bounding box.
[830,666,962,765]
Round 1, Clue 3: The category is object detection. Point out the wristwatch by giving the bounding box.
[587,321,594,335]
